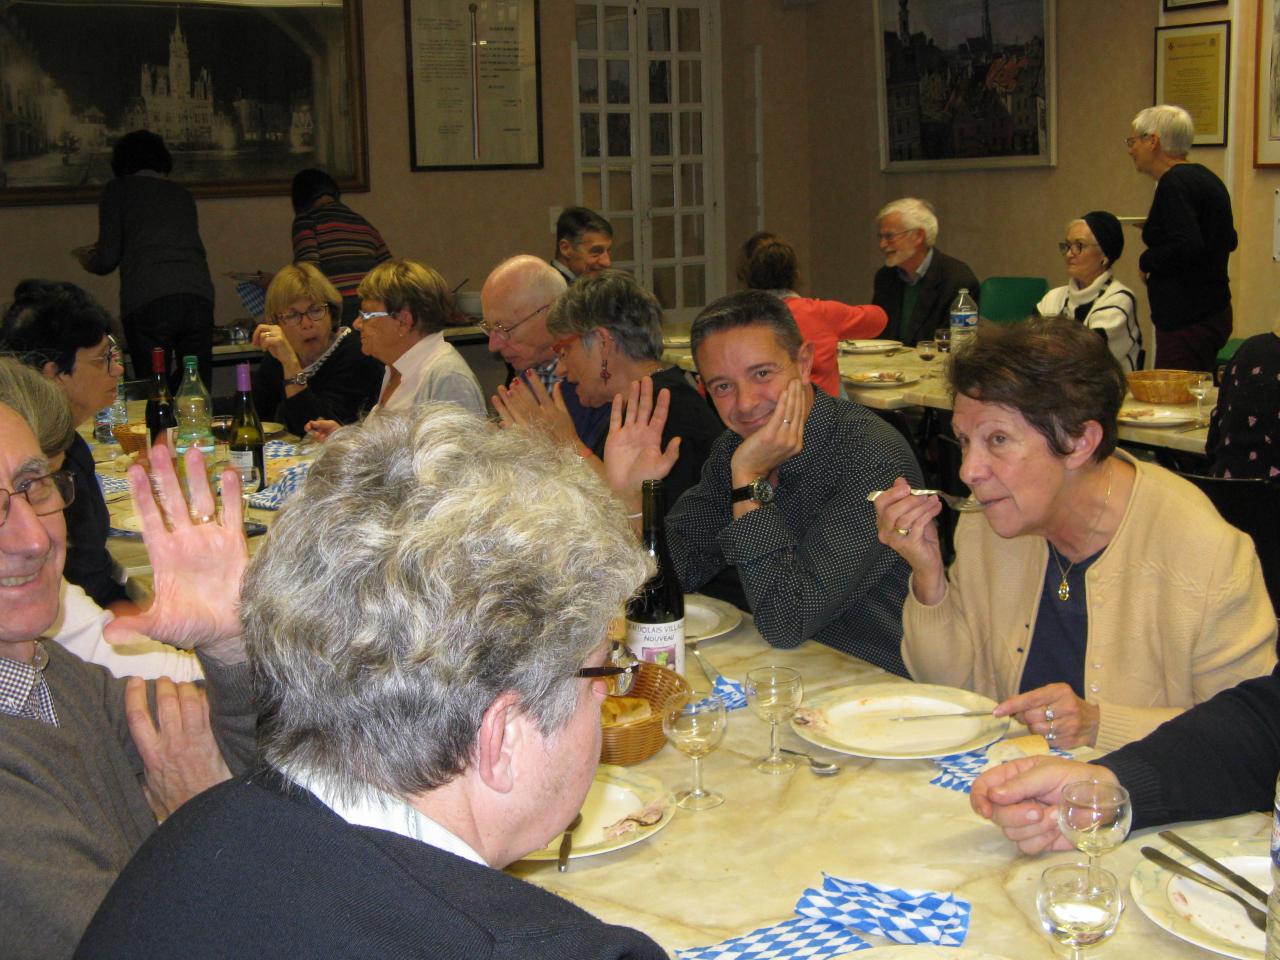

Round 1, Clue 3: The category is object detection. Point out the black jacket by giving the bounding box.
[872,248,980,347]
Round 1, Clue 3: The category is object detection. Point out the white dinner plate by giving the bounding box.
[262,421,286,438]
[684,594,743,644]
[522,765,675,862]
[791,682,1008,760]
[1130,836,1270,959]
[839,339,903,355]
[834,948,1014,960]
[845,371,920,389]
[1117,408,1197,428]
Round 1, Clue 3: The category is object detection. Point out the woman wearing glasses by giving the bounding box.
[251,263,383,436]
[0,281,135,614]
[1037,211,1143,372]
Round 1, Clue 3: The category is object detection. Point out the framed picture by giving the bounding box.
[1163,0,1228,10]
[1154,20,1230,147]
[873,0,1056,172]
[404,0,543,171]
[1256,0,1280,166]
[0,1,369,207]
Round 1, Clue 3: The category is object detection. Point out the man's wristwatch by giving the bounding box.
[284,370,310,387]
[730,477,775,505]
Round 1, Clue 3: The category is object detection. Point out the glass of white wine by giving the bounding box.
[215,465,262,512]
[1037,864,1123,960]
[745,666,803,774]
[662,692,727,811]
[916,339,938,379]
[1057,779,1131,889]
[1187,374,1212,426]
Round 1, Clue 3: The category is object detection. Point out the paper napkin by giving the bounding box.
[794,874,970,947]
[710,674,748,710]
[675,916,868,960]
[931,745,1073,794]
[97,474,131,496]
[246,462,311,510]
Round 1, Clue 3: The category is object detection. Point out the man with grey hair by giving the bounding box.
[1128,104,1237,372]
[78,404,668,959]
[553,206,614,282]
[480,253,610,441]
[871,197,979,346]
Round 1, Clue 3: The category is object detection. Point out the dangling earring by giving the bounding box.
[600,356,611,382]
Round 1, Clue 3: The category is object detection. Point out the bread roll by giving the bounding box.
[601,695,651,727]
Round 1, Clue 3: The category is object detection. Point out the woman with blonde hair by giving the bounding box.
[251,262,383,436]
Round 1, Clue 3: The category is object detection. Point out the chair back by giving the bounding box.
[1179,473,1280,618]
[978,277,1049,325]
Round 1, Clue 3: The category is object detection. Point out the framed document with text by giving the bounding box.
[404,0,543,170]
[1155,20,1230,147]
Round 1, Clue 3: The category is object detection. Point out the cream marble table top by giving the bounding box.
[508,617,1266,958]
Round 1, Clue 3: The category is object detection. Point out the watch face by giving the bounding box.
[751,478,775,504]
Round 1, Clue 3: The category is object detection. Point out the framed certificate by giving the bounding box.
[1155,21,1230,147]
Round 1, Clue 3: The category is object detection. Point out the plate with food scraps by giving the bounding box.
[1117,407,1197,428]
[685,593,743,645]
[845,370,919,388]
[261,421,287,438]
[839,339,903,355]
[1130,835,1270,959]
[791,682,1007,760]
[522,764,674,862]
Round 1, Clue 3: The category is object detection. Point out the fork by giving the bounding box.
[864,488,985,512]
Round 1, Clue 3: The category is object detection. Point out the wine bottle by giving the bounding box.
[625,479,685,674]
[229,362,266,492]
[144,347,176,448]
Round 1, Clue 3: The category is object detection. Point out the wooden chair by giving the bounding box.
[1178,473,1280,621]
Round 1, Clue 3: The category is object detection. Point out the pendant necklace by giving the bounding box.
[1048,461,1113,602]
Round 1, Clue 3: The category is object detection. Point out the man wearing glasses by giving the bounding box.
[0,396,256,958]
[871,197,980,346]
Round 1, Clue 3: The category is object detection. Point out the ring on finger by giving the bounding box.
[782,418,792,425]
[895,527,911,536]
[1045,706,1055,723]
[1045,729,1056,742]
[192,513,215,525]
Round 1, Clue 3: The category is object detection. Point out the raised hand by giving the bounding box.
[603,376,681,505]
[492,373,583,450]
[104,444,247,665]
[251,323,300,371]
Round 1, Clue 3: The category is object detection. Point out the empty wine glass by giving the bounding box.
[662,692,727,810]
[917,340,938,379]
[1057,779,1131,889]
[1187,374,1212,425]
[745,666,803,774]
[1036,864,1123,960]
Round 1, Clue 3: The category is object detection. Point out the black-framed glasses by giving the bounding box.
[276,303,330,326]
[89,335,122,372]
[477,302,552,340]
[1,470,75,527]
[577,661,637,696]
[1057,241,1098,256]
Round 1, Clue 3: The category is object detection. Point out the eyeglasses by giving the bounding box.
[0,470,75,527]
[477,302,552,340]
[356,309,396,325]
[551,332,582,360]
[576,661,637,696]
[1124,134,1152,148]
[89,336,122,373]
[1057,241,1099,256]
[275,303,330,326]
[876,228,913,244]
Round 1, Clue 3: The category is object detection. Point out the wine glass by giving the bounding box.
[916,340,938,379]
[933,327,952,355]
[1057,779,1131,889]
[744,666,803,774]
[216,465,262,511]
[1036,864,1123,960]
[661,692,727,810]
[1187,374,1212,426]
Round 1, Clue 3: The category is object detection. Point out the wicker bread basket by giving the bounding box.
[600,663,689,766]
[112,423,149,456]
[1126,369,1198,404]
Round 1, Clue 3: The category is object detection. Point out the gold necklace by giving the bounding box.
[1047,461,1114,602]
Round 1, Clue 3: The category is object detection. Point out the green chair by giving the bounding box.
[978,277,1049,325]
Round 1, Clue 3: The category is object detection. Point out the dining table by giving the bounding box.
[508,605,1268,959]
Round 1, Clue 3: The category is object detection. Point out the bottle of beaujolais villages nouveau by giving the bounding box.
[625,479,685,674]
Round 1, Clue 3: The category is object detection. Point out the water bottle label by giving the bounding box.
[625,618,685,676]
[950,309,978,332]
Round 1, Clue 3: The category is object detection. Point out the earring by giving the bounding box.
[600,356,611,382]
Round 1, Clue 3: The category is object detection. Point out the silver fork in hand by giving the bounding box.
[865,488,985,512]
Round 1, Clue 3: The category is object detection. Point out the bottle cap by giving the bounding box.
[236,362,251,392]
[184,355,198,369]
[151,347,166,374]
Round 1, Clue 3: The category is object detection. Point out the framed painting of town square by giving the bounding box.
[0,0,368,206]
[874,0,1056,172]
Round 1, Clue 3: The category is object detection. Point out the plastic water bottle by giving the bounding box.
[949,287,978,348]
[1268,774,1280,959]
[109,380,128,434]
[174,356,215,478]
[93,403,115,444]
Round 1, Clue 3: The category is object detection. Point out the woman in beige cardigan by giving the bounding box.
[873,316,1275,752]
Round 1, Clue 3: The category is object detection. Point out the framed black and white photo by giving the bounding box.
[874,0,1056,172]
[0,0,369,206]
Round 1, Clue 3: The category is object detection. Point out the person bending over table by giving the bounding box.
[739,231,888,398]
[608,290,923,676]
[251,263,382,436]
[972,663,1280,851]
[492,269,723,507]
[0,410,256,959]
[76,405,666,960]
[306,259,485,440]
[1036,211,1142,372]
[874,316,1276,751]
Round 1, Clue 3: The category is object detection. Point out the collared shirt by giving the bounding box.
[283,765,486,866]
[376,332,452,414]
[665,389,923,675]
[0,641,59,726]
[897,247,935,286]
[533,357,561,392]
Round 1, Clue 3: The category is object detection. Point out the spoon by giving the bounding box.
[557,812,583,872]
[1140,847,1266,931]
[779,747,840,776]
[865,488,985,512]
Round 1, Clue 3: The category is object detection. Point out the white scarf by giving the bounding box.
[1066,272,1112,313]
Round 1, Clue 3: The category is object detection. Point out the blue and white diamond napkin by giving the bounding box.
[675,916,868,960]
[931,745,1074,794]
[794,874,970,947]
[234,281,267,318]
[246,462,310,510]
[97,474,132,496]
[710,674,748,710]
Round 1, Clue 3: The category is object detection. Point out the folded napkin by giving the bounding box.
[246,462,310,510]
[234,281,266,318]
[710,674,748,711]
[265,440,299,458]
[931,745,1073,794]
[795,874,970,947]
[676,874,970,958]
[97,474,132,496]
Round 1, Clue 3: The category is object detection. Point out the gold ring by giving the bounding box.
[192,513,215,525]
[896,527,911,536]
[782,418,792,425]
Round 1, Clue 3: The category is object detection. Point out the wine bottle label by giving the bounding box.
[229,449,257,474]
[625,618,685,676]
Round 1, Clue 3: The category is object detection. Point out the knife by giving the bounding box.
[890,709,994,722]
[1140,847,1267,931]
[1158,830,1269,906]
[688,646,722,687]
[557,813,582,872]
